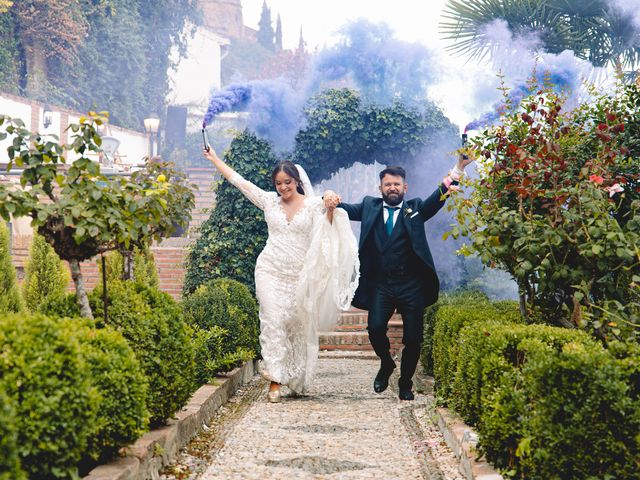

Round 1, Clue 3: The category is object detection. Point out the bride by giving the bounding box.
[203,146,359,402]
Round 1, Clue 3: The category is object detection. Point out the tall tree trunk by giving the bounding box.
[69,258,93,319]
[24,40,47,98]
[122,250,134,281]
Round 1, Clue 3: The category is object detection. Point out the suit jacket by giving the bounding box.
[338,185,449,310]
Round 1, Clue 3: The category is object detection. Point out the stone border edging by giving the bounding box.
[83,360,256,480]
[435,407,504,480]
[414,373,503,480]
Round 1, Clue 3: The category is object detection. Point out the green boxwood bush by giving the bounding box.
[0,387,25,480]
[183,278,258,383]
[480,339,640,479]
[22,233,70,312]
[452,322,596,426]
[433,300,522,402]
[75,323,149,467]
[421,290,490,376]
[90,281,195,426]
[0,314,99,479]
[0,220,22,314]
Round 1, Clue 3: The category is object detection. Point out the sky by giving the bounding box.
[242,0,504,130]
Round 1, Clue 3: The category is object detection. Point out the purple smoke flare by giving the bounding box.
[202,84,252,127]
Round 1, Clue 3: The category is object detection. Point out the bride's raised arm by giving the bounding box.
[203,146,271,211]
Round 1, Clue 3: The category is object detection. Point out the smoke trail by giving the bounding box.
[463,20,604,132]
[310,19,436,105]
[202,84,252,127]
[203,19,437,149]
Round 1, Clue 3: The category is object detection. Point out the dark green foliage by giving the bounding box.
[183,131,275,294]
[0,387,25,480]
[420,289,491,376]
[76,323,148,465]
[0,12,21,95]
[432,297,522,401]
[480,340,640,479]
[90,281,195,426]
[0,314,99,479]
[38,292,81,318]
[183,278,259,383]
[452,322,596,426]
[0,221,22,314]
[292,88,459,183]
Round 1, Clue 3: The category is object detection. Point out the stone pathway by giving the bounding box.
[161,356,464,480]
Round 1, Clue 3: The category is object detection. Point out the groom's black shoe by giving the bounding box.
[398,378,414,401]
[398,388,415,401]
[374,361,396,393]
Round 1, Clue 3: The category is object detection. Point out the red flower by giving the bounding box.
[589,174,604,184]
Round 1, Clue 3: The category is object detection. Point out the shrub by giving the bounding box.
[192,325,253,384]
[421,290,490,376]
[0,314,99,479]
[100,246,159,288]
[38,292,81,318]
[432,300,522,402]
[452,322,596,426]
[0,220,22,314]
[183,278,258,383]
[75,323,149,465]
[22,233,70,312]
[90,281,195,426]
[480,340,640,479]
[0,387,25,480]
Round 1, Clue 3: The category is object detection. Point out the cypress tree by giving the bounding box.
[0,221,23,314]
[275,14,283,52]
[22,233,70,312]
[257,0,274,51]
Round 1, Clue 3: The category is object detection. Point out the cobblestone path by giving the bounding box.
[162,356,464,480]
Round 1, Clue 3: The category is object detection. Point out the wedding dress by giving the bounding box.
[228,170,359,393]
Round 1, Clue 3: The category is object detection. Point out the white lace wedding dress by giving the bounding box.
[228,172,359,393]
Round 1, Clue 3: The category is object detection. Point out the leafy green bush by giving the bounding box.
[0,314,99,479]
[452,322,596,426]
[22,233,70,312]
[0,387,25,480]
[480,339,640,479]
[0,221,22,314]
[432,300,522,402]
[183,278,258,383]
[75,323,149,465]
[192,325,253,384]
[101,246,159,288]
[38,292,81,318]
[421,290,490,376]
[90,281,195,426]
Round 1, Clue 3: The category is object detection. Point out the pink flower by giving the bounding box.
[589,174,604,185]
[606,183,624,197]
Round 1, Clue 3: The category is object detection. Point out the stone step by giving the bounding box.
[319,320,404,354]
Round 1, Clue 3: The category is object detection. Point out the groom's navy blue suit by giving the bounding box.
[338,184,451,390]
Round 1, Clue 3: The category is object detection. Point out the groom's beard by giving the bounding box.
[382,191,404,206]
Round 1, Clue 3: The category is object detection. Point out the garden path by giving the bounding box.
[162,355,464,480]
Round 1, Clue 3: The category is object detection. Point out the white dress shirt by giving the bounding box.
[382,200,403,228]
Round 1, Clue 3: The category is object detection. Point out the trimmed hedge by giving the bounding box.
[22,233,69,312]
[0,387,25,480]
[480,339,640,479]
[452,322,596,426]
[432,300,522,402]
[183,278,258,383]
[76,323,148,465]
[90,281,195,426]
[0,220,22,314]
[0,314,99,479]
[421,290,491,376]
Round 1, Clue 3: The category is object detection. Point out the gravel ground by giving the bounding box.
[161,357,464,480]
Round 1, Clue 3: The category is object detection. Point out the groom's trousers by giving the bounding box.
[367,274,426,390]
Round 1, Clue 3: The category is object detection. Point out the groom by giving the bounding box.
[323,155,472,400]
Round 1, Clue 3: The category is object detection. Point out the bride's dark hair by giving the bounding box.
[271,161,305,195]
